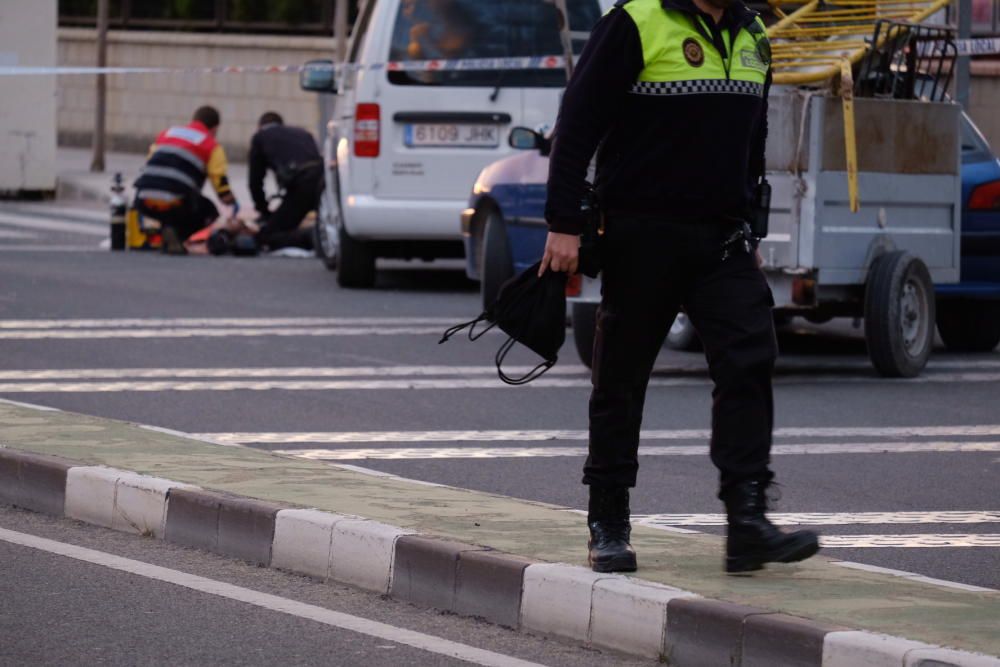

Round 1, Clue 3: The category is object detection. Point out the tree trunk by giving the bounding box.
[90,0,109,172]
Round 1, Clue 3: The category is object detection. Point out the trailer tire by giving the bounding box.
[936,300,1000,352]
[665,312,701,351]
[572,302,598,368]
[480,209,514,311]
[337,224,376,288]
[864,251,935,377]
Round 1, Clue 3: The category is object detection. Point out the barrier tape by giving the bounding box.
[0,55,570,77]
[0,37,995,77]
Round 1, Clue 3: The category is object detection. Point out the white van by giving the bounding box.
[300,0,610,287]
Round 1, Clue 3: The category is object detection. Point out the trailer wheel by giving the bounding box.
[665,312,701,351]
[337,224,376,288]
[572,302,598,368]
[480,209,514,311]
[864,251,935,377]
[937,300,1000,352]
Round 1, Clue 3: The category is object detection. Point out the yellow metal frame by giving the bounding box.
[766,0,953,85]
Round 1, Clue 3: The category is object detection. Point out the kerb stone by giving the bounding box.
[0,450,74,516]
[455,550,536,629]
[823,630,931,667]
[217,496,285,566]
[590,577,697,659]
[665,597,772,667]
[164,487,225,552]
[743,612,844,667]
[391,535,487,611]
[520,563,615,642]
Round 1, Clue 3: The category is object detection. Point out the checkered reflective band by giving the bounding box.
[630,79,764,97]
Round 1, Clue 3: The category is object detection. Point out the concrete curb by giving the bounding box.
[1,447,997,666]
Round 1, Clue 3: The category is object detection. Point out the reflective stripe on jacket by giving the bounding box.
[135,120,234,202]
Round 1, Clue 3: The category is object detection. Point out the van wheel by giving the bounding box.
[337,224,376,288]
[480,209,514,311]
[665,312,701,351]
[572,302,598,368]
[937,299,1000,352]
[864,251,935,377]
[314,188,340,271]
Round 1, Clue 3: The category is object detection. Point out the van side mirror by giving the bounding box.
[508,127,552,155]
[300,59,337,93]
[509,127,543,150]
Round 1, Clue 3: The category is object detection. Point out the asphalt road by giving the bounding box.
[1,201,998,598]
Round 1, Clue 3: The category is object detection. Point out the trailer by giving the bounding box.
[570,6,971,377]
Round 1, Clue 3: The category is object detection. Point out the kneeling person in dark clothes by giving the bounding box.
[248,112,323,251]
[133,106,240,254]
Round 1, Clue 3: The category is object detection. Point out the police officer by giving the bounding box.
[134,106,239,254]
[540,0,819,574]
[247,112,323,251]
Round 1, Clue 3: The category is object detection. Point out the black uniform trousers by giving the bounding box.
[257,166,324,250]
[584,216,778,494]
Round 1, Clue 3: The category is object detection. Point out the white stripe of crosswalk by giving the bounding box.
[202,425,1000,444]
[820,534,1000,548]
[0,326,469,340]
[0,366,587,380]
[0,372,998,391]
[0,211,108,236]
[0,317,462,329]
[632,511,1000,526]
[0,204,109,222]
[272,441,1000,460]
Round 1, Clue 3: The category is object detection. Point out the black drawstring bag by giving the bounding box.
[439,261,566,385]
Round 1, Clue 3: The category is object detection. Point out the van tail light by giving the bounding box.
[969,180,1000,211]
[354,103,380,158]
[565,273,582,298]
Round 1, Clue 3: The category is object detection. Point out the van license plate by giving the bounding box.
[404,124,499,148]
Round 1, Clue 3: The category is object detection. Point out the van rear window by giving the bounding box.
[387,0,601,87]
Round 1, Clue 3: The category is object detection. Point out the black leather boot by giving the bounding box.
[722,479,819,574]
[587,486,637,573]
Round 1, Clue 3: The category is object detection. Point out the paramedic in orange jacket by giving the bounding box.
[133,106,239,254]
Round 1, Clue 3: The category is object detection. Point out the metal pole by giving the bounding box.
[955,0,971,109]
[335,0,348,64]
[90,0,109,172]
[551,0,576,81]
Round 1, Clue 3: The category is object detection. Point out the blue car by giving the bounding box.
[462,118,1000,360]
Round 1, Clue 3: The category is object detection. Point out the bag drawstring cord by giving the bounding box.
[438,312,496,345]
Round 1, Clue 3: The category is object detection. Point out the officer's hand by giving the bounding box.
[539,232,580,276]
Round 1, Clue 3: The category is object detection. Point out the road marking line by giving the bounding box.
[0,528,544,667]
[202,425,1000,444]
[0,229,38,239]
[0,245,104,252]
[0,327,476,340]
[0,366,588,380]
[273,441,1000,460]
[0,317,464,329]
[0,204,109,222]
[1,372,1000,392]
[832,561,997,592]
[820,534,1000,548]
[633,511,1000,526]
[0,212,108,236]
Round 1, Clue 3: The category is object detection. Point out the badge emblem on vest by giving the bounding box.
[682,38,705,67]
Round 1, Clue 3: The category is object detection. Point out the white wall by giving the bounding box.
[58,29,335,160]
[0,0,58,192]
